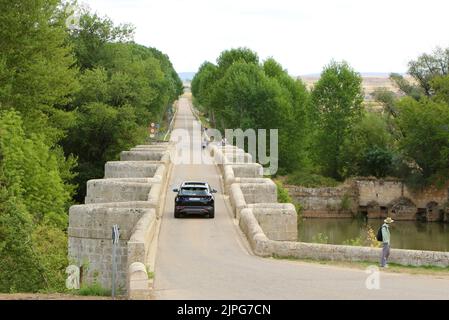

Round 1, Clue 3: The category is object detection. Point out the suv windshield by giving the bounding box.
[179,187,209,196]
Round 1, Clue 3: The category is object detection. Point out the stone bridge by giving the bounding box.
[68,96,449,300]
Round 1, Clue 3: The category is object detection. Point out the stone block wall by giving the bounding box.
[249,204,297,241]
[68,143,172,298]
[284,177,449,222]
[104,162,160,179]
[285,184,357,218]
[209,144,297,241]
[85,179,153,204]
[239,180,277,204]
[68,204,148,291]
[356,178,449,222]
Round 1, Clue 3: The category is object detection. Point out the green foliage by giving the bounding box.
[343,226,380,248]
[0,111,70,292]
[0,193,44,293]
[389,73,423,101]
[77,282,111,296]
[191,62,219,124]
[193,49,310,173]
[0,1,181,294]
[360,147,394,178]
[285,170,339,188]
[310,61,364,180]
[431,74,449,105]
[194,46,449,191]
[342,237,363,246]
[0,0,80,143]
[275,181,292,203]
[340,112,395,178]
[407,47,449,96]
[63,103,147,201]
[216,47,259,74]
[340,194,352,211]
[312,233,329,244]
[63,8,182,200]
[69,10,135,70]
[395,97,449,185]
[31,224,69,292]
[0,111,71,225]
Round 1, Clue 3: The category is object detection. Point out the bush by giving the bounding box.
[312,233,329,244]
[286,170,339,188]
[275,180,292,203]
[343,226,380,248]
[77,282,111,296]
[340,194,352,211]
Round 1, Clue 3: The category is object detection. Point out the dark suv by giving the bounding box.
[173,182,217,218]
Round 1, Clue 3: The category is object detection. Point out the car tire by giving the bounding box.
[208,211,215,219]
[174,211,181,218]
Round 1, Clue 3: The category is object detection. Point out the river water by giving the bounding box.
[298,218,449,252]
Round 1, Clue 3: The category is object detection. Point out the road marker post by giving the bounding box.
[111,224,120,298]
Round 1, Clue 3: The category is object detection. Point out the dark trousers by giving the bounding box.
[380,243,390,267]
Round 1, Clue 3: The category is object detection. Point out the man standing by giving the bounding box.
[380,217,394,268]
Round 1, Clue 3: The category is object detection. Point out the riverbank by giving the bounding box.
[298,217,449,252]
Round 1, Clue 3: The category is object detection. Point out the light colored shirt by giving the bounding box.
[381,223,390,245]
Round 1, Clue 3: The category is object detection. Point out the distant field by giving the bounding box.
[299,74,411,101]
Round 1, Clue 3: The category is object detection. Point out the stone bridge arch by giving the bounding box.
[388,197,417,220]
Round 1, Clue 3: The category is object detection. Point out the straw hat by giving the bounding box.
[384,217,394,224]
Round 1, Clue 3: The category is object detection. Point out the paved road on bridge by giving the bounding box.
[153,97,449,300]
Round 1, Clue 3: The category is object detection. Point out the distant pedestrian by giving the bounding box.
[379,217,394,268]
[221,137,227,146]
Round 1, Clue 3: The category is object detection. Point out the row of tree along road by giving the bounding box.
[192,47,449,193]
[0,1,182,293]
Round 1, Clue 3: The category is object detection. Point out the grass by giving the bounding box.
[285,170,339,188]
[272,255,449,276]
[274,179,303,217]
[275,180,292,203]
[146,265,155,280]
[76,283,111,297]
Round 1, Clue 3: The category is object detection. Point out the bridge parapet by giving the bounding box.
[209,142,449,268]
[208,143,297,241]
[68,142,173,299]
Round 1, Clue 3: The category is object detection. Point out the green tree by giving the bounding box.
[69,10,135,70]
[263,58,310,172]
[389,73,423,100]
[430,74,449,105]
[192,51,310,173]
[395,97,449,185]
[310,61,364,179]
[0,111,70,292]
[340,112,394,178]
[62,103,147,201]
[408,47,449,96]
[216,47,259,75]
[0,111,71,226]
[0,0,79,142]
[65,10,182,201]
[191,62,219,124]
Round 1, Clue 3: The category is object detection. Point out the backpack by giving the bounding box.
[376,226,383,242]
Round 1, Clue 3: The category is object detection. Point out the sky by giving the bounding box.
[81,0,449,75]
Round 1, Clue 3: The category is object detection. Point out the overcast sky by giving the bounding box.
[81,0,449,75]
